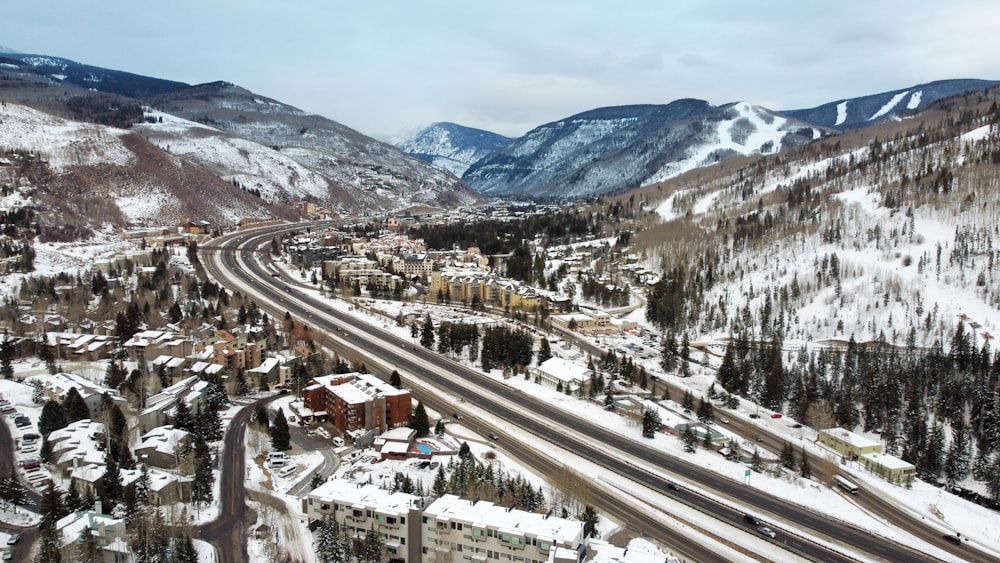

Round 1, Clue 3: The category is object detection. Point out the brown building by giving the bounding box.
[302,372,411,437]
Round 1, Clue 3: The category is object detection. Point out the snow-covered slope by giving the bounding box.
[0,102,276,228]
[145,81,484,213]
[784,79,1000,130]
[394,122,511,177]
[464,100,826,199]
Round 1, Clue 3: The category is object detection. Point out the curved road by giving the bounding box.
[203,223,975,563]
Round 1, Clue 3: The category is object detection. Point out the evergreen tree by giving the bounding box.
[65,480,83,513]
[39,435,53,463]
[191,428,214,505]
[34,519,63,563]
[270,408,291,450]
[799,446,812,479]
[102,450,122,512]
[641,408,661,438]
[172,400,194,432]
[681,389,694,412]
[38,399,68,435]
[62,387,90,422]
[780,442,796,470]
[39,482,67,528]
[358,526,385,563]
[389,370,402,388]
[252,404,270,432]
[433,465,448,497]
[410,401,431,437]
[580,505,599,538]
[117,438,136,470]
[944,417,971,484]
[0,332,14,379]
[923,423,945,479]
[538,338,552,365]
[696,395,714,422]
[682,424,698,453]
[751,448,765,473]
[420,314,435,349]
[0,468,26,508]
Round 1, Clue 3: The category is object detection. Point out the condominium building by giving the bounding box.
[303,480,423,563]
[421,494,584,563]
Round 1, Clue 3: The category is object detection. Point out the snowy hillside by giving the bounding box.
[134,111,334,207]
[464,100,825,199]
[394,122,511,177]
[634,93,1000,352]
[0,102,276,228]
[784,78,1000,130]
[145,81,484,213]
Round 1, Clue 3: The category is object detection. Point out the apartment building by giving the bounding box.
[421,494,584,563]
[303,480,423,563]
[302,372,411,436]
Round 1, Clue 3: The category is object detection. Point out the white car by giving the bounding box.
[757,526,776,539]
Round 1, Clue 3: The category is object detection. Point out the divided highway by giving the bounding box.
[204,223,969,563]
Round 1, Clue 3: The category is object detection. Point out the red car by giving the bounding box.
[771,413,782,419]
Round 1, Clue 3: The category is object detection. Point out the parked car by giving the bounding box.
[2,549,12,560]
[749,413,760,419]
[20,459,40,470]
[791,423,803,429]
[5,534,19,545]
[757,525,776,538]
[770,413,782,419]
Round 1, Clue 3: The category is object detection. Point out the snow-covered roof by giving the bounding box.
[137,425,191,456]
[860,451,915,470]
[70,463,105,484]
[819,427,881,449]
[56,510,124,548]
[248,356,282,374]
[535,357,589,383]
[307,479,421,516]
[423,494,583,543]
[380,426,416,443]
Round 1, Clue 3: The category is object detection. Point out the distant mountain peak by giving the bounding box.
[394,122,511,177]
[0,46,22,54]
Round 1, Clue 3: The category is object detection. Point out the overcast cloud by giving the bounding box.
[3,1,999,140]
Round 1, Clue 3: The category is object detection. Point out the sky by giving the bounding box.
[3,1,1000,140]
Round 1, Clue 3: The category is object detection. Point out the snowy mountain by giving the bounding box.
[144,81,483,214]
[463,100,828,199]
[783,79,1000,130]
[0,51,188,98]
[0,54,484,220]
[0,102,283,230]
[393,122,511,177]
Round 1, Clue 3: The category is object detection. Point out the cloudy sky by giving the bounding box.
[3,1,999,140]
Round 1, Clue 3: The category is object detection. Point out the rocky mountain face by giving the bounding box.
[462,100,829,199]
[394,122,511,177]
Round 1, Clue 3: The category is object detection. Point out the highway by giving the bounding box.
[203,222,967,563]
